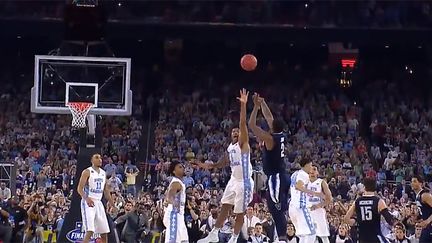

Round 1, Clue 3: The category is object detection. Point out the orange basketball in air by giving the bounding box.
[240,54,257,71]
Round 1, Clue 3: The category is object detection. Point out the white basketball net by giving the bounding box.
[66,102,94,128]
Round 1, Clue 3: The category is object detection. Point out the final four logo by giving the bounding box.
[66,222,101,243]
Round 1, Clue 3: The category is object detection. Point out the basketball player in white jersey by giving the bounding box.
[307,165,332,243]
[163,160,188,243]
[195,88,254,243]
[289,157,325,243]
[77,154,114,243]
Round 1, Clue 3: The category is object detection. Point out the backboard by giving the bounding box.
[31,55,132,116]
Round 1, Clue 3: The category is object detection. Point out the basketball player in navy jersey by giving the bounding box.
[77,154,115,243]
[248,93,290,242]
[344,177,395,243]
[411,175,432,243]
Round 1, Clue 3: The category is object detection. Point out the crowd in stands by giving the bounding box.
[0,91,143,242]
[142,74,432,242]
[1,1,432,28]
[0,60,432,243]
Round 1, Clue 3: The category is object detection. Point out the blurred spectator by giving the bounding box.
[125,166,139,197]
[247,222,270,243]
[0,183,11,202]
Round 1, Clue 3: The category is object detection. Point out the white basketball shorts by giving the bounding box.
[221,178,254,214]
[163,205,188,243]
[288,205,316,236]
[80,199,110,234]
[310,207,330,237]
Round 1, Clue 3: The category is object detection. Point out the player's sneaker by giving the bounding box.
[197,232,219,243]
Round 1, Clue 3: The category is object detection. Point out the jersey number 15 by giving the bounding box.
[360,206,372,221]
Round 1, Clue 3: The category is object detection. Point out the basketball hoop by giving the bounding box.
[67,102,94,128]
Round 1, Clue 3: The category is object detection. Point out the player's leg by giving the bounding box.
[315,236,330,243]
[289,206,316,243]
[228,179,253,243]
[94,201,110,243]
[297,207,316,243]
[164,207,178,243]
[177,214,189,243]
[313,209,330,243]
[81,199,96,243]
[197,180,236,243]
[267,173,288,241]
[100,233,108,243]
[299,234,317,243]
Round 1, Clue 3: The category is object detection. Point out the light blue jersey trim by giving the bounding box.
[81,200,88,231]
[242,153,252,212]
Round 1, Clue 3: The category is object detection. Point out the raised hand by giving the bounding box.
[190,161,211,170]
[237,88,249,104]
[252,92,263,107]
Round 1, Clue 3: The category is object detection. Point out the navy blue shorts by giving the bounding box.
[266,172,290,212]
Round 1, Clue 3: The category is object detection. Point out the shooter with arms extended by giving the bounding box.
[196,88,254,243]
[249,94,325,243]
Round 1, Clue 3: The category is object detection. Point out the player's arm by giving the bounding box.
[260,99,274,131]
[165,182,182,205]
[416,192,432,228]
[77,169,94,206]
[312,180,333,209]
[248,93,274,149]
[192,154,229,170]
[344,203,356,226]
[114,212,130,225]
[104,181,115,206]
[295,179,324,198]
[238,88,250,151]
[378,199,396,226]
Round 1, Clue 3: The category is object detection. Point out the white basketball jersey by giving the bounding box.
[227,142,252,180]
[168,177,186,215]
[85,167,106,201]
[289,169,310,208]
[307,178,323,207]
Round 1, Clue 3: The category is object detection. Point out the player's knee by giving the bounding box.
[235,213,245,223]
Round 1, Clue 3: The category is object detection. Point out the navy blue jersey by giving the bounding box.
[355,196,386,242]
[263,132,285,175]
[416,189,432,221]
